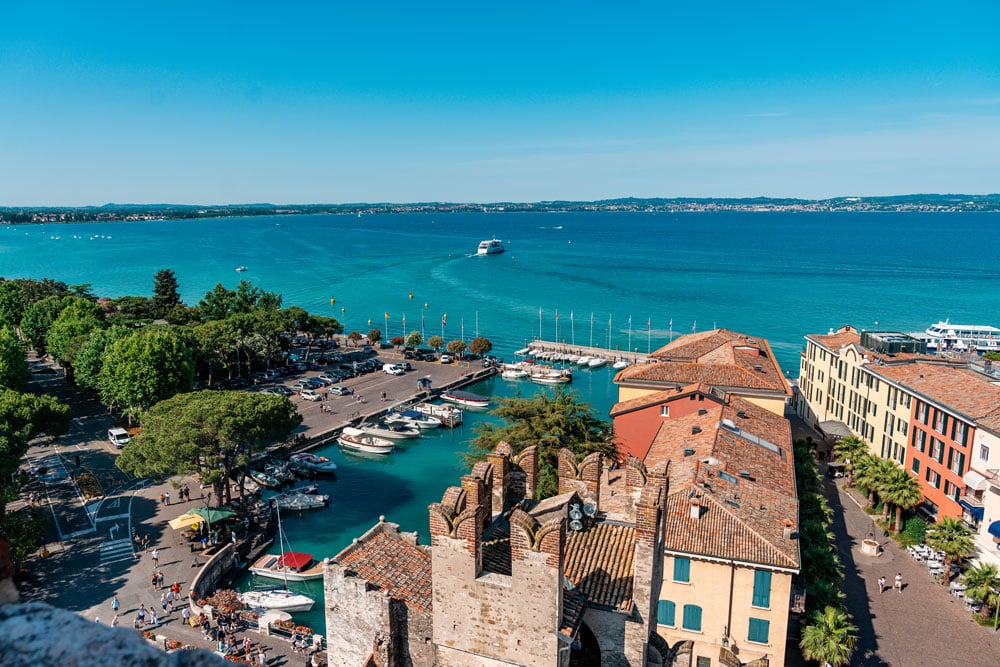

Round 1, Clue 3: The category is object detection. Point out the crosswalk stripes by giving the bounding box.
[100,538,136,564]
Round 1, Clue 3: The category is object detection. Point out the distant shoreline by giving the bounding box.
[3,194,1000,224]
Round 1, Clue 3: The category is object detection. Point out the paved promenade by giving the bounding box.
[789,417,1000,666]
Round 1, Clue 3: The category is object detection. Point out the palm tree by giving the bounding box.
[925,516,974,584]
[961,562,1000,622]
[852,455,880,508]
[834,436,869,486]
[879,466,922,533]
[800,605,858,667]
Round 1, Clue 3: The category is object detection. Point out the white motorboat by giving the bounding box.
[338,426,395,455]
[612,360,630,370]
[235,266,248,272]
[271,485,329,511]
[239,588,314,613]
[567,354,580,362]
[386,410,442,429]
[530,373,571,385]
[588,358,608,368]
[477,237,504,255]
[502,368,529,380]
[249,506,325,581]
[576,356,592,365]
[413,403,464,426]
[288,452,338,473]
[515,348,531,356]
[363,421,421,439]
[441,390,490,409]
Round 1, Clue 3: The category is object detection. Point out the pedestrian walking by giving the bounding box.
[111,613,119,627]
[160,592,168,613]
[159,493,165,505]
[894,572,903,593]
[111,595,120,613]
[171,581,181,596]
[151,547,159,567]
[181,606,191,626]
[257,645,266,666]
[156,570,165,589]
[164,491,171,505]
[136,604,147,627]
[134,533,141,549]
[142,534,150,552]
[206,490,212,505]
[150,573,159,591]
[877,576,886,595]
[150,608,158,627]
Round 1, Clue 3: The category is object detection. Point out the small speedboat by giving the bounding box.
[502,368,529,380]
[515,348,531,356]
[530,373,571,385]
[288,452,338,473]
[249,470,281,489]
[576,356,592,365]
[612,360,630,370]
[272,492,329,511]
[236,266,248,272]
[386,410,442,429]
[588,358,608,368]
[239,588,315,613]
[338,426,395,455]
[441,390,490,409]
[363,421,421,439]
[413,403,464,425]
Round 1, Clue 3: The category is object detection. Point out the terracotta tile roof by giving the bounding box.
[809,330,861,352]
[870,362,1000,422]
[610,384,717,417]
[663,488,798,570]
[643,397,799,570]
[618,329,789,396]
[564,521,636,611]
[808,329,939,365]
[332,522,432,614]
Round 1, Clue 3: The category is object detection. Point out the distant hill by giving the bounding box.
[3,194,1000,223]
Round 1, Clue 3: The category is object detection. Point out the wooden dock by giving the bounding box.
[520,340,655,366]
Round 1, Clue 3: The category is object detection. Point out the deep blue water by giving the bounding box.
[4,211,1000,630]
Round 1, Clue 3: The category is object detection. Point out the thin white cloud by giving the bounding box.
[745,111,791,118]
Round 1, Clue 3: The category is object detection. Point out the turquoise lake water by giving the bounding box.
[4,210,1000,630]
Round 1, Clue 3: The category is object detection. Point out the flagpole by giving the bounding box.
[539,307,543,343]
[475,311,479,339]
[590,312,594,348]
[607,313,612,349]
[555,309,559,343]
[647,317,651,354]
[571,311,575,346]
[628,315,632,352]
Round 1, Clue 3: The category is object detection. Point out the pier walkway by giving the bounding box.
[520,339,656,366]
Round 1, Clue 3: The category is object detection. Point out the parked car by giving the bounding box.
[383,364,405,376]
[397,361,413,371]
[267,386,294,397]
[108,428,130,448]
[329,385,353,396]
[318,373,339,384]
[439,354,453,364]
[312,375,334,386]
[301,389,323,402]
[291,380,311,391]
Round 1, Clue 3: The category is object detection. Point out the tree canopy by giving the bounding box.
[469,337,493,355]
[0,388,73,518]
[799,605,858,667]
[46,297,107,378]
[427,335,444,351]
[20,295,75,354]
[0,326,30,390]
[99,327,195,419]
[404,330,423,348]
[446,340,467,357]
[468,389,616,499]
[151,269,182,319]
[116,390,301,504]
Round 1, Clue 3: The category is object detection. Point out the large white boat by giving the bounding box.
[338,426,395,454]
[477,238,504,255]
[924,321,1000,353]
[413,403,464,426]
[385,410,442,429]
[363,421,421,440]
[239,588,314,613]
[288,452,338,473]
[249,550,325,581]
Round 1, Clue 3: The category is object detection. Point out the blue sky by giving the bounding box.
[2,1,998,204]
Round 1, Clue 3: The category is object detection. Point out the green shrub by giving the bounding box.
[903,516,927,544]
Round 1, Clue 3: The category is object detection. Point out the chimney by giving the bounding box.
[514,445,539,500]
[782,519,795,540]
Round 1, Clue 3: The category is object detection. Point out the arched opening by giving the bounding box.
[569,622,601,667]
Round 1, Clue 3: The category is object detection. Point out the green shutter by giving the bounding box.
[752,570,771,608]
[657,600,676,626]
[682,604,702,631]
[673,557,690,583]
[748,617,770,644]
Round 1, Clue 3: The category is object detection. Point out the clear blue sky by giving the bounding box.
[2,1,998,205]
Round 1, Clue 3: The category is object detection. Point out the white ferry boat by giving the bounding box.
[924,321,1000,353]
[477,238,504,255]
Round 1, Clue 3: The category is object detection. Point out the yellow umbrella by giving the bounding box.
[168,513,202,530]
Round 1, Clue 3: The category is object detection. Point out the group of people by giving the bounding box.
[877,573,904,594]
[158,485,192,505]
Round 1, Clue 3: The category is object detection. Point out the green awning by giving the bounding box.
[190,506,237,523]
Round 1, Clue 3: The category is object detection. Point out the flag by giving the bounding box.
[590,312,594,324]
[442,313,447,326]
[692,320,696,333]
[367,318,372,326]
[669,318,673,328]
[385,312,389,320]
[555,310,559,320]
[570,311,574,322]
[647,317,651,330]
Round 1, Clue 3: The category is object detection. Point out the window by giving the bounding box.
[917,402,928,424]
[660,405,670,417]
[981,445,991,462]
[752,570,772,608]
[927,470,940,489]
[911,458,920,474]
[954,422,968,446]
[913,429,926,453]
[932,439,944,463]
[657,600,676,627]
[935,411,947,435]
[696,658,711,667]
[682,604,702,632]
[950,451,964,476]
[673,557,691,583]
[747,618,770,644]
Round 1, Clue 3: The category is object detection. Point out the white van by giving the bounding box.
[383,363,405,376]
[108,428,130,448]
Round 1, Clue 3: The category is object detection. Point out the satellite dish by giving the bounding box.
[582,503,597,517]
[569,508,583,521]
[569,519,583,532]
